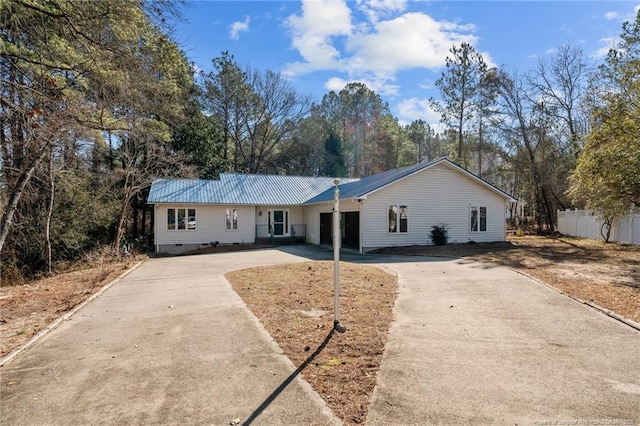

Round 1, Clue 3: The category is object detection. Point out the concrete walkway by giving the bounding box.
[1,246,639,425]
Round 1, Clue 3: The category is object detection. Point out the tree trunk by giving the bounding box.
[113,173,134,256]
[478,116,483,177]
[458,118,464,165]
[114,198,128,257]
[0,149,48,253]
[133,202,139,238]
[45,147,55,274]
[141,204,146,236]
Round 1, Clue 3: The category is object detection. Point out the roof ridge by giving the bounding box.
[221,172,342,179]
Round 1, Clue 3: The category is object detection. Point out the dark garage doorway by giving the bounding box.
[319,211,360,250]
[320,213,332,245]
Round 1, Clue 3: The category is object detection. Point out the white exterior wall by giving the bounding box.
[303,203,330,244]
[361,163,507,250]
[154,204,255,250]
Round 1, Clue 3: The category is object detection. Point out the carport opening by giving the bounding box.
[320,212,359,250]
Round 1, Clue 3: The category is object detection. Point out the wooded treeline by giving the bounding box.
[1,1,638,282]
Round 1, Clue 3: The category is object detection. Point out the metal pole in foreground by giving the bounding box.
[333,179,346,333]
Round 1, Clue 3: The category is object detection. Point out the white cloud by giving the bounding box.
[347,13,481,73]
[284,0,352,74]
[230,16,250,40]
[419,79,435,90]
[560,25,572,33]
[324,74,399,96]
[603,4,639,23]
[396,98,441,127]
[325,76,349,92]
[591,36,618,59]
[356,0,407,24]
[284,1,486,91]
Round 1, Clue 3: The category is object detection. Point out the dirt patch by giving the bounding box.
[0,257,142,358]
[225,261,398,425]
[372,235,640,323]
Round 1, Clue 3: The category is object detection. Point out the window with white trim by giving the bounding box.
[470,206,487,232]
[167,208,196,230]
[388,205,408,233]
[226,208,238,231]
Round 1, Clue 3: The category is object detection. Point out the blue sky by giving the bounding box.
[173,1,640,126]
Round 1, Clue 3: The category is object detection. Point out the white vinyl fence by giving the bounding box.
[557,209,640,245]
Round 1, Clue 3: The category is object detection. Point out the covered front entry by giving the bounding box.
[268,209,289,237]
[319,211,360,249]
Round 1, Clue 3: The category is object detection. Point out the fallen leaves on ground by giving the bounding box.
[226,261,398,425]
[0,257,143,358]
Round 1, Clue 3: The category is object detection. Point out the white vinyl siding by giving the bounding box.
[156,204,255,245]
[361,162,507,250]
[303,203,329,244]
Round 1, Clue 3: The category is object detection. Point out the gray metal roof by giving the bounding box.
[304,157,516,204]
[148,158,515,206]
[147,173,357,205]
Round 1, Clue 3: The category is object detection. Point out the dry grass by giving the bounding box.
[0,256,143,358]
[373,235,640,323]
[226,261,398,425]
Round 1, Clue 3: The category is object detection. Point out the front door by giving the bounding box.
[269,209,289,237]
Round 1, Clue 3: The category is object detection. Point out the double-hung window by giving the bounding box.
[470,206,487,232]
[167,208,196,230]
[388,205,408,233]
[226,208,238,231]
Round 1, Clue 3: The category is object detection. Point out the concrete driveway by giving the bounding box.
[365,256,640,425]
[1,246,639,425]
[0,249,341,426]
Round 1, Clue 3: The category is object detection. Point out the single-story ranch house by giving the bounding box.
[147,157,516,254]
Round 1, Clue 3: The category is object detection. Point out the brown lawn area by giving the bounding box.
[1,236,638,424]
[226,262,397,425]
[0,256,143,359]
